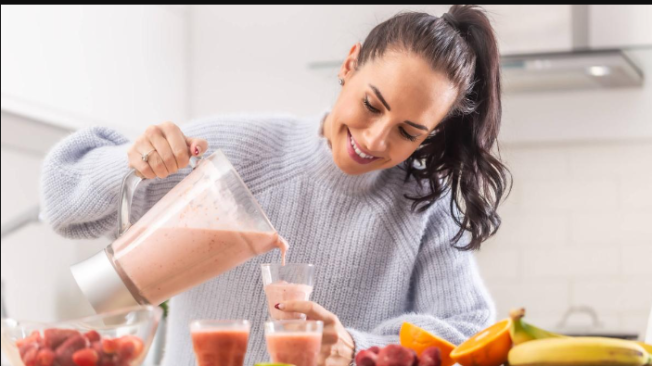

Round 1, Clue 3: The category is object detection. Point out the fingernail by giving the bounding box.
[194,147,200,155]
[275,303,284,310]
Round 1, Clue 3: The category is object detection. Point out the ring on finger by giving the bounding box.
[142,149,156,162]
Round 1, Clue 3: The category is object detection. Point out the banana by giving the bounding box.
[508,336,651,366]
[509,308,565,345]
[637,342,652,366]
[637,341,652,354]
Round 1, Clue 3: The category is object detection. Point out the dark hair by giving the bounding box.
[358,5,512,251]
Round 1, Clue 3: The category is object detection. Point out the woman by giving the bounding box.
[41,5,510,366]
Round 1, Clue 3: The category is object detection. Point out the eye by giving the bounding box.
[363,95,380,114]
[399,127,418,142]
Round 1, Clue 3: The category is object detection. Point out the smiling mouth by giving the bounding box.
[347,129,380,164]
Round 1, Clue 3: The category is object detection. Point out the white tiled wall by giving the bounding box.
[476,141,652,339]
[0,112,107,322]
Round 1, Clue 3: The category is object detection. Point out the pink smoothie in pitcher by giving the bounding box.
[192,329,249,366]
[264,281,313,320]
[266,332,322,366]
[111,226,287,305]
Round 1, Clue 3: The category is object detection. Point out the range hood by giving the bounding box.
[497,4,649,92]
[308,49,644,93]
[501,48,643,93]
[307,6,649,93]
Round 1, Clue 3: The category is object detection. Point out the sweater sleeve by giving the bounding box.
[40,126,135,239]
[39,124,201,240]
[345,203,497,354]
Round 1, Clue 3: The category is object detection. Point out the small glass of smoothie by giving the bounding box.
[265,320,323,366]
[190,319,250,366]
[261,263,315,320]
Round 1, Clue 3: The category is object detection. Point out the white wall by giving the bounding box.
[0,5,191,323]
[189,5,448,118]
[590,5,652,49]
[476,140,652,338]
[1,112,107,322]
[1,5,190,138]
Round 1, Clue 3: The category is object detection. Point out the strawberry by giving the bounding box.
[97,354,116,366]
[376,345,416,366]
[36,348,56,366]
[91,341,103,354]
[418,347,441,366]
[116,341,134,361]
[19,342,39,358]
[101,338,118,354]
[83,330,101,343]
[117,335,144,360]
[17,330,42,349]
[355,349,379,366]
[55,335,87,366]
[22,345,39,366]
[369,346,381,354]
[72,348,99,366]
[44,329,81,350]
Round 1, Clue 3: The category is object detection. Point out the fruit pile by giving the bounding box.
[355,310,652,366]
[355,345,441,366]
[15,328,144,366]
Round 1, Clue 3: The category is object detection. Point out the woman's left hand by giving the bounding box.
[276,301,355,366]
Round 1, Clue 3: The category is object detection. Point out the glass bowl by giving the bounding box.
[1,304,162,366]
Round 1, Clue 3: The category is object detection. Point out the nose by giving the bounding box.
[361,120,390,153]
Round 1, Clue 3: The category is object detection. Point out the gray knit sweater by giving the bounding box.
[40,109,496,366]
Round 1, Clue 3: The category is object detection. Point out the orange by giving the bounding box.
[449,318,512,366]
[399,322,456,366]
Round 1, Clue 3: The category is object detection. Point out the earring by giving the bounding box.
[338,78,344,86]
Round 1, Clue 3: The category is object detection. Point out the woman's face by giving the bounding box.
[324,43,458,175]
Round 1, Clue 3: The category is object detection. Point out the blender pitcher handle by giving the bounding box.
[117,155,204,236]
[118,169,142,236]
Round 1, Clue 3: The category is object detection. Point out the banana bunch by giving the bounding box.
[509,308,566,345]
[508,308,652,366]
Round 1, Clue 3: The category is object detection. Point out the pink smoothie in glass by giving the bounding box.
[266,332,322,366]
[264,281,313,320]
[112,226,284,305]
[192,329,249,366]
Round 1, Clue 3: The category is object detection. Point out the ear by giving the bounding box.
[339,42,361,80]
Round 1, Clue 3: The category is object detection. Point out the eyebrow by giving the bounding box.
[369,84,429,131]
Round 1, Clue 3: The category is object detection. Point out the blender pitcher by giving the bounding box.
[71,150,283,314]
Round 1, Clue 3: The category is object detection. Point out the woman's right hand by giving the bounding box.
[127,121,209,179]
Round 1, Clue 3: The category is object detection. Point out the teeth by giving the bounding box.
[350,134,375,160]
